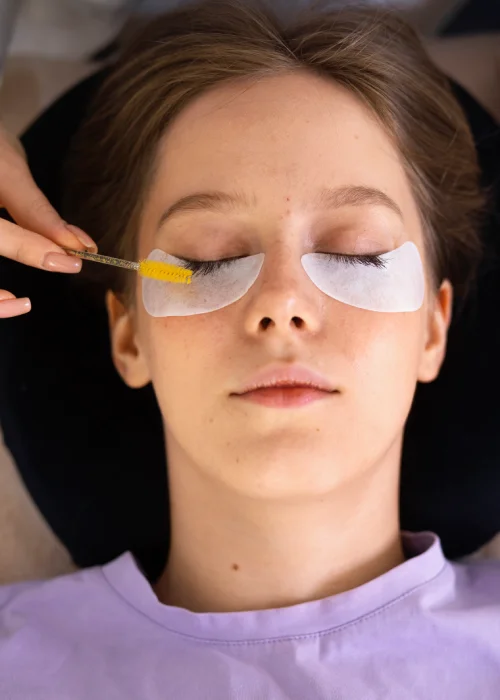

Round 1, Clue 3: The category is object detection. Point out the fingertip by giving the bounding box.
[0,297,31,318]
[65,223,98,253]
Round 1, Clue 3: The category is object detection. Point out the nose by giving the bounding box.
[243,253,322,338]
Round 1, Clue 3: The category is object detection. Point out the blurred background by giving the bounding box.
[1,0,497,135]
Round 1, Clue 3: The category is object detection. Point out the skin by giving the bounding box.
[108,71,452,614]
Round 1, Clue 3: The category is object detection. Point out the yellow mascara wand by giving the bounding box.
[64,248,192,284]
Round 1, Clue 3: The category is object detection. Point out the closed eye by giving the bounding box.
[325,253,387,269]
[177,255,247,276]
[178,251,387,277]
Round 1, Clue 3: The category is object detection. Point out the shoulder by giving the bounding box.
[0,564,114,629]
[448,558,500,609]
[0,552,140,634]
[0,561,135,688]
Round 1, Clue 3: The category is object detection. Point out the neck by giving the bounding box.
[155,440,404,613]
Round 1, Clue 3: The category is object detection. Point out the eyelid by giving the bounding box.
[177,253,248,265]
[177,251,384,262]
[321,252,387,269]
[176,253,251,277]
[175,252,387,271]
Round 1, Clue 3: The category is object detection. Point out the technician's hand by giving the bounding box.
[0,123,97,319]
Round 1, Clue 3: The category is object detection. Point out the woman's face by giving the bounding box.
[109,71,452,499]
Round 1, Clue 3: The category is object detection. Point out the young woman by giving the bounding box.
[0,2,498,697]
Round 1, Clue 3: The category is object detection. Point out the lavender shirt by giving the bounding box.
[1,531,499,698]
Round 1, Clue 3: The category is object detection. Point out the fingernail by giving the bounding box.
[43,252,82,273]
[65,224,98,253]
[0,297,31,318]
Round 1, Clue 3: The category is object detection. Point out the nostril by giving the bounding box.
[259,317,305,330]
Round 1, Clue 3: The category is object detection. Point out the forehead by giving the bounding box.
[142,71,422,242]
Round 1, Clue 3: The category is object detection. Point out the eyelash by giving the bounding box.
[178,252,386,276]
[179,255,246,276]
[327,253,387,269]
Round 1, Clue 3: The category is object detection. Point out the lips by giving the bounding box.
[237,386,332,408]
[234,365,336,394]
[231,365,338,408]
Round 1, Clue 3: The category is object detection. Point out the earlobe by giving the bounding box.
[106,291,151,388]
[417,279,453,384]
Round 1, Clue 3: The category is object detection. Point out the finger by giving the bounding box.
[0,295,31,318]
[0,217,82,272]
[65,224,98,253]
[0,157,97,252]
[0,167,87,249]
[0,128,69,244]
[0,125,27,161]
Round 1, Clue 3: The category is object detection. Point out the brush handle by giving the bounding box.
[64,248,140,271]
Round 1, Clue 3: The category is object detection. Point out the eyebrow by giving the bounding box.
[316,185,403,221]
[158,191,250,228]
[157,185,403,228]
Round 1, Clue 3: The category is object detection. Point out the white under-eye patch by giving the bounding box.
[301,241,425,312]
[142,248,265,317]
[142,241,424,318]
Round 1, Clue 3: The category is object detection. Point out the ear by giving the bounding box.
[106,291,151,388]
[417,279,453,383]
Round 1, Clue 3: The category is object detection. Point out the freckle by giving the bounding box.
[235,457,240,464]
[232,563,240,571]
[208,417,214,424]
[316,428,320,432]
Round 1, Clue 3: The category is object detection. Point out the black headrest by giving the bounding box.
[1,71,499,581]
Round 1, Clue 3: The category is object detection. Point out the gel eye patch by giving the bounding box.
[142,241,424,317]
[142,249,265,317]
[300,241,425,312]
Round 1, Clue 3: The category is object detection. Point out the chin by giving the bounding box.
[220,440,355,499]
[228,405,343,437]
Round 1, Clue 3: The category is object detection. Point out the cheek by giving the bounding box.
[135,269,230,381]
[354,316,421,370]
[338,309,425,412]
[139,311,232,412]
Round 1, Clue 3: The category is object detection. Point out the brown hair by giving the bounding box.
[63,0,486,302]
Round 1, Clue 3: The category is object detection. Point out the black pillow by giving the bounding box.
[401,85,500,559]
[0,71,499,582]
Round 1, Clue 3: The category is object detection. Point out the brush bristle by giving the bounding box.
[139,259,192,284]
